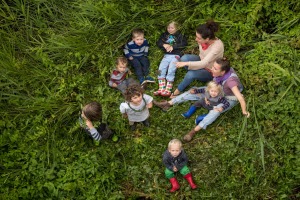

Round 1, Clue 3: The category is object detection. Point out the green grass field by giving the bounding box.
[0,0,299,199]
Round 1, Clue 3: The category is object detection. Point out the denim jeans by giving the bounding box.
[158,54,179,82]
[177,54,213,92]
[171,86,239,129]
[129,56,150,80]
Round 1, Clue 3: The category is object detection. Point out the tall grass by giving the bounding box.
[0,0,299,199]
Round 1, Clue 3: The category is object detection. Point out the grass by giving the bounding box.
[0,0,299,199]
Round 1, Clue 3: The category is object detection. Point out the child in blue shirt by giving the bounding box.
[123,28,154,85]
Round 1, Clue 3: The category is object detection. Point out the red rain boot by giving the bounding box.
[169,177,180,192]
[184,173,197,189]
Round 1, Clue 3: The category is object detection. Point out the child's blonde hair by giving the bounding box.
[115,56,128,66]
[206,81,224,96]
[132,28,144,38]
[168,139,182,149]
[168,21,179,30]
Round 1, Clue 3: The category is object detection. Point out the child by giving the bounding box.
[120,84,153,131]
[154,21,188,97]
[163,139,197,192]
[79,101,113,145]
[123,28,154,85]
[109,56,138,93]
[182,81,230,119]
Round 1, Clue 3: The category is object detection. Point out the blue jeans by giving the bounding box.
[177,54,213,92]
[171,86,239,129]
[129,56,150,80]
[158,54,179,82]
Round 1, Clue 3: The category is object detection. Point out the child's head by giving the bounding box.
[124,84,144,103]
[116,57,128,73]
[167,21,179,34]
[206,81,223,98]
[168,139,182,157]
[82,101,102,122]
[132,28,145,46]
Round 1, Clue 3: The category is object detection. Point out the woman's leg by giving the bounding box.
[177,69,212,92]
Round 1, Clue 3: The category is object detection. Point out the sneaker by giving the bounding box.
[142,119,150,127]
[139,77,145,85]
[130,123,137,131]
[195,114,208,125]
[145,76,155,83]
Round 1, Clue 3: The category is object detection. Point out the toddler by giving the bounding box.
[120,84,153,131]
[182,81,230,119]
[123,28,154,85]
[163,139,197,192]
[109,56,137,93]
[79,101,113,145]
[154,21,187,97]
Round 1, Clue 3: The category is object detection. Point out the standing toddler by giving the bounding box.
[120,84,153,131]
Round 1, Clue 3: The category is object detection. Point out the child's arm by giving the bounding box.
[192,88,205,94]
[163,152,175,171]
[123,43,132,59]
[214,97,230,112]
[146,101,153,109]
[145,94,153,108]
[172,33,188,50]
[174,150,188,170]
[85,120,102,141]
[143,39,149,57]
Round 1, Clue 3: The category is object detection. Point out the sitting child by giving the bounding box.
[109,56,137,93]
[181,81,230,119]
[154,21,187,97]
[163,139,197,192]
[123,28,154,85]
[79,101,113,145]
[120,84,153,131]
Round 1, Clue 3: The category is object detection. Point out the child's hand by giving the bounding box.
[129,56,134,60]
[122,113,128,118]
[243,111,250,118]
[163,44,171,50]
[112,83,118,88]
[166,46,173,52]
[205,98,210,105]
[173,166,178,172]
[128,70,133,75]
[85,119,94,130]
[214,107,223,112]
[190,89,196,94]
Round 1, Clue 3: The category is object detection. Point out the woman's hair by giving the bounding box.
[168,139,182,148]
[196,20,219,40]
[216,57,231,73]
[206,81,223,96]
[82,101,102,121]
[116,56,128,66]
[132,28,144,38]
[123,84,144,102]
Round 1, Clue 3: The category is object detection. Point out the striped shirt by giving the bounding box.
[123,39,149,58]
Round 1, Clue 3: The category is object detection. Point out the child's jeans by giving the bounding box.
[165,165,190,179]
[158,54,179,82]
[177,54,213,92]
[129,56,150,80]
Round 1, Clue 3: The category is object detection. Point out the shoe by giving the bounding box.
[195,114,207,125]
[153,100,171,112]
[181,105,197,118]
[184,173,197,189]
[139,77,145,85]
[142,119,150,127]
[169,177,180,192]
[145,76,155,83]
[183,129,196,142]
[130,123,137,131]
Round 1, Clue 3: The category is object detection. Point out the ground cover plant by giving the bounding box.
[0,0,299,199]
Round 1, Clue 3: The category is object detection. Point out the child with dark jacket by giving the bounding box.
[154,21,187,97]
[163,139,197,192]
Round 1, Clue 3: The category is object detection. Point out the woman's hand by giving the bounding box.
[175,61,188,68]
[243,111,250,118]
